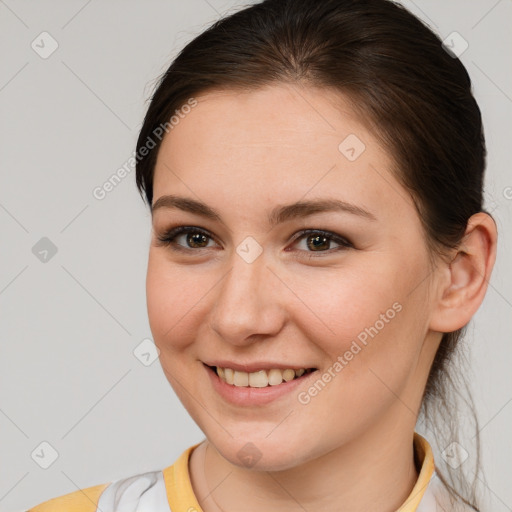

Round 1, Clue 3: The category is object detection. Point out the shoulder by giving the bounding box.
[25,445,198,512]
[27,469,171,512]
[426,472,477,512]
[96,469,170,510]
[26,482,110,512]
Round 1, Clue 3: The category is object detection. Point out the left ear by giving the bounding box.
[429,212,498,333]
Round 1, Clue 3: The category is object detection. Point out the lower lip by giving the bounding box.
[204,364,318,406]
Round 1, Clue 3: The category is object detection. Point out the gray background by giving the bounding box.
[0,1,511,511]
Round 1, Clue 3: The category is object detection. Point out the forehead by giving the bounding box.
[153,83,416,221]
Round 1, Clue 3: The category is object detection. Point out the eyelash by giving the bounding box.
[155,225,353,258]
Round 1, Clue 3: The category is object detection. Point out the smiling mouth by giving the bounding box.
[204,363,317,388]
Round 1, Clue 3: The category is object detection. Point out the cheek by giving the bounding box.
[288,282,422,447]
[291,255,429,400]
[146,251,207,352]
[294,253,429,397]
[291,262,407,354]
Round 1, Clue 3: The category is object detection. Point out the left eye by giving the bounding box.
[155,226,353,255]
[291,229,352,254]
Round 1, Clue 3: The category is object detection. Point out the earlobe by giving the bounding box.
[429,212,497,333]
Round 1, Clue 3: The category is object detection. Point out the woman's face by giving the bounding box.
[146,84,442,470]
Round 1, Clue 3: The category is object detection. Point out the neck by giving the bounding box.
[190,413,420,512]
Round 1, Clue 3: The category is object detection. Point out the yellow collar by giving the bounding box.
[163,432,435,512]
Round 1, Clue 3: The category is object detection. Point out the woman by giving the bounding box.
[27,0,497,510]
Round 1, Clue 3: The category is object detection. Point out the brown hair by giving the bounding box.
[135,0,491,509]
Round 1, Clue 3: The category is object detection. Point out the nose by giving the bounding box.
[208,250,286,347]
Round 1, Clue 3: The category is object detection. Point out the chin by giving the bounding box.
[212,433,309,472]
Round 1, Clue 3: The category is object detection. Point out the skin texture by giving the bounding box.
[146,83,497,512]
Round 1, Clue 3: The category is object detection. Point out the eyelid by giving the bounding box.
[289,228,352,247]
[155,225,353,254]
[155,225,219,252]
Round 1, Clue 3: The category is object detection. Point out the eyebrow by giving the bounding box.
[151,194,377,226]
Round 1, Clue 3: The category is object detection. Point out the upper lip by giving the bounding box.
[203,360,317,373]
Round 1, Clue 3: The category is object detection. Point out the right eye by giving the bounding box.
[155,226,219,252]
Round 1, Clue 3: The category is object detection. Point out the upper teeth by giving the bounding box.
[216,367,308,387]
